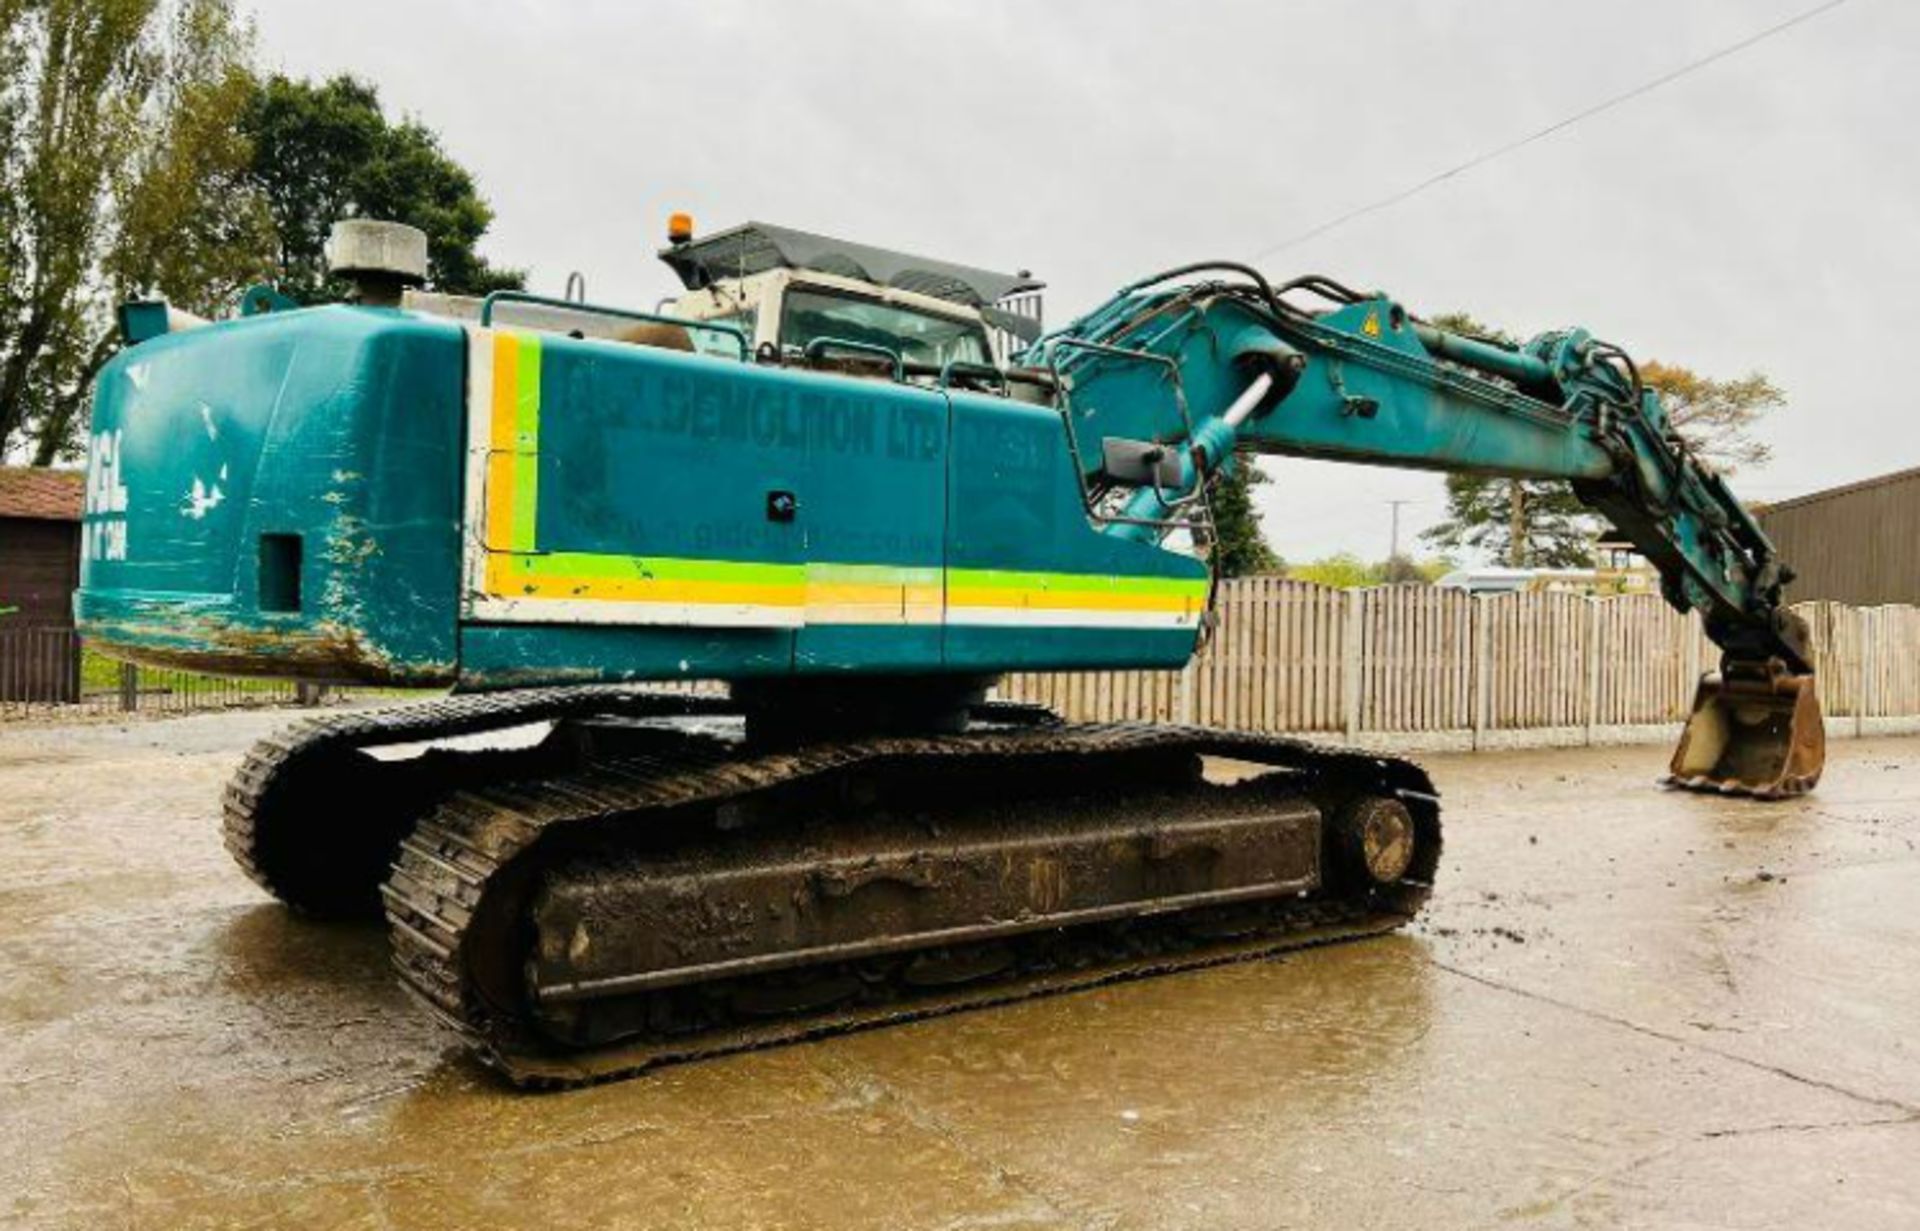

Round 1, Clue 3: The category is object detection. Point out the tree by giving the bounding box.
[1287,552,1454,589]
[0,0,267,463]
[33,0,271,462]
[1381,553,1426,584]
[1207,454,1282,578]
[1,43,526,463]
[1423,473,1597,568]
[105,0,271,320]
[1418,312,1595,567]
[0,0,157,461]
[1639,360,1779,472]
[1287,552,1378,588]
[1418,312,1783,567]
[0,3,32,387]
[240,74,523,305]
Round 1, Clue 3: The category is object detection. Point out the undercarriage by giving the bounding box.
[224,689,1440,1088]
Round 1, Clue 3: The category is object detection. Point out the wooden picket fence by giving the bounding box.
[11,582,1919,745]
[1000,579,1920,746]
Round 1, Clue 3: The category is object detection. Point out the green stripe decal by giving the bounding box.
[474,330,1203,615]
[509,552,805,585]
[510,335,541,552]
[947,568,1208,597]
[495,551,1202,599]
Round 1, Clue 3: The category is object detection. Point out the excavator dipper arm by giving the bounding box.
[1031,266,1821,796]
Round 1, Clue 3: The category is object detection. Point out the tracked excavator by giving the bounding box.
[77,216,1823,1086]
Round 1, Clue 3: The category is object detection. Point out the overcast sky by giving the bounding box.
[245,0,1914,564]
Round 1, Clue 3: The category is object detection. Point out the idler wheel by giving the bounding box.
[1331,796,1417,889]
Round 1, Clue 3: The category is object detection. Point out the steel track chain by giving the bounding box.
[222,686,747,913]
[377,721,1440,1088]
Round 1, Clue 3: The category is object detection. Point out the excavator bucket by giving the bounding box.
[1666,660,1825,799]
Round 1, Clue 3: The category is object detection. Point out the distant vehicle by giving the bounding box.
[1435,567,1540,594]
[1435,566,1658,596]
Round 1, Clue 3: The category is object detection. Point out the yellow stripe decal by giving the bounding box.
[469,332,1205,625]
[483,334,516,551]
[483,551,1203,621]
[510,335,541,552]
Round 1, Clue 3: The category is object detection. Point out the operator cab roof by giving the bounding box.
[659,221,1043,310]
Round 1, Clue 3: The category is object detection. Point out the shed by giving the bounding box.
[1756,466,1920,606]
[0,466,84,701]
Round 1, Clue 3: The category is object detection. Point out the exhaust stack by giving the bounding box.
[326,219,428,306]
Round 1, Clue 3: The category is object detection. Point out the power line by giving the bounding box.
[1247,0,1859,262]
[1387,499,1414,561]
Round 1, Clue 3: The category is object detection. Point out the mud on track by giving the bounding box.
[3,708,1919,1228]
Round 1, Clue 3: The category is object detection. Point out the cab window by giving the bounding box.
[689,306,757,358]
[781,288,990,369]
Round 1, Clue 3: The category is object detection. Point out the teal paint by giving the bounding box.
[1033,279,1803,668]
[458,624,796,691]
[115,301,171,346]
[942,625,1197,673]
[78,306,467,683]
[78,302,1207,687]
[77,257,1803,690]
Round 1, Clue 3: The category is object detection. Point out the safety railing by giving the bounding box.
[478,290,751,361]
[0,628,387,721]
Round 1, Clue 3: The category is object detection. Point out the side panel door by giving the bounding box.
[789,370,948,671]
[460,327,953,680]
[945,390,1207,672]
[462,328,803,660]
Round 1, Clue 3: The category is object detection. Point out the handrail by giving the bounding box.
[937,360,1007,393]
[802,336,905,381]
[1042,336,1210,532]
[478,290,749,361]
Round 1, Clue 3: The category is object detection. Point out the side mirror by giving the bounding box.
[1101,438,1184,488]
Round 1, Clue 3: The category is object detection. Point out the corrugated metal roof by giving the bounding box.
[0,466,84,522]
[1757,464,1920,514]
[659,221,1043,308]
[1757,465,1920,605]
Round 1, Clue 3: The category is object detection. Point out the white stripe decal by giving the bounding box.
[469,596,1200,631]
[459,328,496,619]
[470,595,805,629]
[939,606,1201,630]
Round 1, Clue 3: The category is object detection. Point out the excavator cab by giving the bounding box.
[664,265,999,372]
[658,219,1044,370]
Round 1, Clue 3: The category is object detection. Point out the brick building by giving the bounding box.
[0,466,84,700]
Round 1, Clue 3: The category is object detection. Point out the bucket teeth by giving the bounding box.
[1665,660,1825,799]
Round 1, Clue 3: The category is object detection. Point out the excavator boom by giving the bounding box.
[1031,265,1820,796]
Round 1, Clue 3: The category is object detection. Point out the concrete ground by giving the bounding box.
[2,710,1917,1230]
